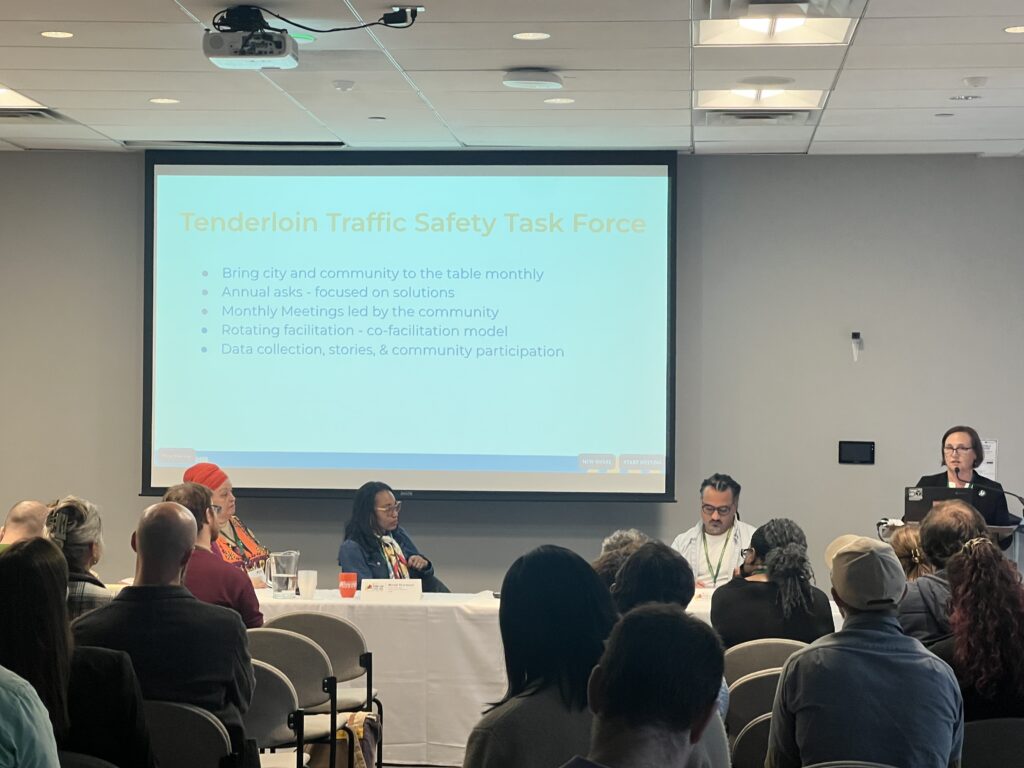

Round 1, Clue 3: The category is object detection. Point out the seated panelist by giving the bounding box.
[917,425,1012,526]
[338,481,447,592]
[183,462,269,585]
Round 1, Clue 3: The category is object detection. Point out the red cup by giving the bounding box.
[338,572,358,598]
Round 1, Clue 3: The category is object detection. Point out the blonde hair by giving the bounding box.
[889,525,934,581]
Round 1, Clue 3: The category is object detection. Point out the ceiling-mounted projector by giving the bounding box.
[203,29,298,69]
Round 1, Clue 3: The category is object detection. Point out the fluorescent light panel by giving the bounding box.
[0,86,44,109]
[695,89,827,110]
[696,17,856,46]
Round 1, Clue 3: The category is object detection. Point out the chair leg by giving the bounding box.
[372,698,383,768]
[340,723,356,768]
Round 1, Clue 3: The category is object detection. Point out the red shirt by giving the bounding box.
[184,546,264,628]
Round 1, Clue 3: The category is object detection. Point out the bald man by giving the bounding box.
[72,503,255,752]
[0,500,49,552]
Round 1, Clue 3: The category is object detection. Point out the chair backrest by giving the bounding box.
[245,660,302,749]
[265,612,368,682]
[962,717,1024,768]
[248,627,333,710]
[803,763,902,767]
[725,667,782,743]
[143,700,232,768]
[724,638,806,685]
[730,712,772,768]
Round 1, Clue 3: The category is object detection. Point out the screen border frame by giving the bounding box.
[143,149,678,502]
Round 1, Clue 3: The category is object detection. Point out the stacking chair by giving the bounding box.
[730,712,773,768]
[723,638,806,685]
[725,667,782,746]
[244,660,310,768]
[248,627,347,768]
[962,717,1024,768]
[265,612,383,767]
[143,701,232,768]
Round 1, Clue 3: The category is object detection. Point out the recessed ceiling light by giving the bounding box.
[1004,25,1024,34]
[368,116,387,121]
[697,17,855,46]
[40,31,74,39]
[934,113,955,118]
[0,86,44,109]
[544,97,575,104]
[291,33,316,44]
[149,98,180,105]
[513,32,550,41]
[502,70,563,90]
[332,80,356,92]
[697,89,826,110]
[949,95,981,101]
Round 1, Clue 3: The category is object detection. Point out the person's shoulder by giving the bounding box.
[473,686,575,732]
[974,472,1003,490]
[671,523,701,549]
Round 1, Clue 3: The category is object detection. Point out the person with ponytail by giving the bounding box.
[46,495,112,619]
[889,525,935,582]
[929,537,1024,721]
[710,518,834,648]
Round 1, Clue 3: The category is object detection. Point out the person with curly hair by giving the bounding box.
[888,525,935,582]
[929,537,1024,721]
[710,519,835,648]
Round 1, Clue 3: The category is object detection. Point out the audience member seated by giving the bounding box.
[610,541,730,758]
[671,473,755,589]
[463,545,617,768]
[338,480,447,591]
[561,605,724,768]
[45,496,112,620]
[766,535,963,768]
[165,482,263,628]
[0,499,49,552]
[0,662,59,768]
[0,538,155,767]
[591,528,649,589]
[930,536,1024,721]
[889,524,934,581]
[710,518,834,648]
[184,462,269,585]
[898,499,988,643]
[72,502,255,757]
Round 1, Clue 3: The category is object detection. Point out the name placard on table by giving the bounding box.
[360,578,423,602]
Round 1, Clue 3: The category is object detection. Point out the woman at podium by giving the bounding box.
[916,425,1010,526]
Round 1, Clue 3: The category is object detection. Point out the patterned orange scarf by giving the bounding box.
[214,515,269,573]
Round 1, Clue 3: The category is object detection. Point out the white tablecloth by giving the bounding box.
[257,590,505,766]
[256,588,843,766]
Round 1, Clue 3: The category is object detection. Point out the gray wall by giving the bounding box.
[1,152,1021,590]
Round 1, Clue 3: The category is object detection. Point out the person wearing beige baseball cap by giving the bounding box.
[765,535,964,768]
[824,534,907,614]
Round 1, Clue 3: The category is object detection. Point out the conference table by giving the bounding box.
[256,588,843,766]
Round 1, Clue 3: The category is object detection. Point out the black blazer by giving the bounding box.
[916,471,1014,526]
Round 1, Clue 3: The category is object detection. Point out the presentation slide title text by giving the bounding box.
[178,210,649,237]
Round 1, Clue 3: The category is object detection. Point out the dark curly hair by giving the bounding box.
[751,518,815,619]
[948,537,1024,700]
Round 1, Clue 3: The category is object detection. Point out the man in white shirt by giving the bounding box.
[671,473,755,589]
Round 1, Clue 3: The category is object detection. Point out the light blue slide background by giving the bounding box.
[153,167,669,467]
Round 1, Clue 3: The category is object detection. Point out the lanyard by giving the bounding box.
[702,529,730,586]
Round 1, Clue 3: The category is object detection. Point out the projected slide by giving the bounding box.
[148,158,673,496]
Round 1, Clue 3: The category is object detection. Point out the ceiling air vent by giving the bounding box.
[700,110,815,126]
[0,108,65,125]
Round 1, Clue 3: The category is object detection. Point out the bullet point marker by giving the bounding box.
[201,347,207,353]
[202,270,208,277]
[202,289,208,296]
[201,327,208,334]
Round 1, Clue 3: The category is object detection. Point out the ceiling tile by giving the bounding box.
[441,108,690,128]
[694,140,809,154]
[810,139,1024,154]
[393,47,689,71]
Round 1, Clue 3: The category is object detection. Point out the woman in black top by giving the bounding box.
[710,518,834,648]
[0,538,155,768]
[929,536,1024,721]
